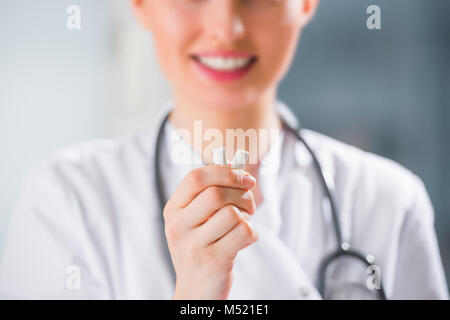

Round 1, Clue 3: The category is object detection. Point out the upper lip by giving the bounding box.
[191,50,257,59]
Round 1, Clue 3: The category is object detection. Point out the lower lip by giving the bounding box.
[192,57,256,82]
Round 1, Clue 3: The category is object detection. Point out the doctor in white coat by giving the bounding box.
[0,0,448,299]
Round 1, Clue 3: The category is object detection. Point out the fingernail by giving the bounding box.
[212,147,227,165]
[233,169,256,188]
[231,150,249,169]
[242,175,256,188]
[239,211,251,220]
[241,190,256,215]
[245,220,258,239]
[231,206,250,220]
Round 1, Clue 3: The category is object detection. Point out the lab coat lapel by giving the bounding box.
[228,131,320,300]
[151,100,321,299]
[228,219,321,299]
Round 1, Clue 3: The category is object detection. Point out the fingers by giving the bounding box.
[212,218,259,260]
[184,187,255,228]
[194,205,250,246]
[167,166,256,209]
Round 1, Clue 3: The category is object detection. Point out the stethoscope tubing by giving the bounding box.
[154,111,387,299]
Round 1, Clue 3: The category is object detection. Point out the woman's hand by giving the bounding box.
[163,165,259,300]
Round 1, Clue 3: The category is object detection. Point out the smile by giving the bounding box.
[196,56,256,71]
[191,51,258,82]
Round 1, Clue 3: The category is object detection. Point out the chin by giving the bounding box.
[193,83,264,109]
[201,91,260,111]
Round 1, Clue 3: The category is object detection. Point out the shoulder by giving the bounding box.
[22,127,156,198]
[14,108,169,224]
[301,129,419,182]
[299,129,428,217]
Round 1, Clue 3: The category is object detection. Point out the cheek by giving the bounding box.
[150,9,198,82]
[254,2,304,82]
[251,23,301,85]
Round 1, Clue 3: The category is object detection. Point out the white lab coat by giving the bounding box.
[0,101,448,299]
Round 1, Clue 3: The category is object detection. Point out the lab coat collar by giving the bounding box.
[158,100,293,177]
[131,100,323,298]
[140,99,311,177]
[274,101,315,169]
[275,99,301,130]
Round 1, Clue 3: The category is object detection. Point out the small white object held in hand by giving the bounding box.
[212,147,227,166]
[230,150,249,169]
[212,148,249,169]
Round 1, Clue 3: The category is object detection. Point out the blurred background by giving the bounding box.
[0,0,449,287]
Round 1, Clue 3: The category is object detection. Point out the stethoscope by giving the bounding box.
[154,110,387,300]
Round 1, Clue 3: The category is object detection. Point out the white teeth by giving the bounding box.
[197,56,253,71]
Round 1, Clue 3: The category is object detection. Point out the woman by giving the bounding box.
[0,0,447,299]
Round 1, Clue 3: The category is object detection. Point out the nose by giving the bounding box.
[203,1,246,44]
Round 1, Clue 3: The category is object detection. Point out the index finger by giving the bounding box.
[167,165,256,209]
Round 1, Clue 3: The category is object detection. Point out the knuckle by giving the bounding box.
[237,220,253,239]
[165,220,181,240]
[188,168,203,187]
[207,186,224,204]
[224,206,242,224]
[241,190,255,209]
[228,169,242,184]
[162,205,171,219]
